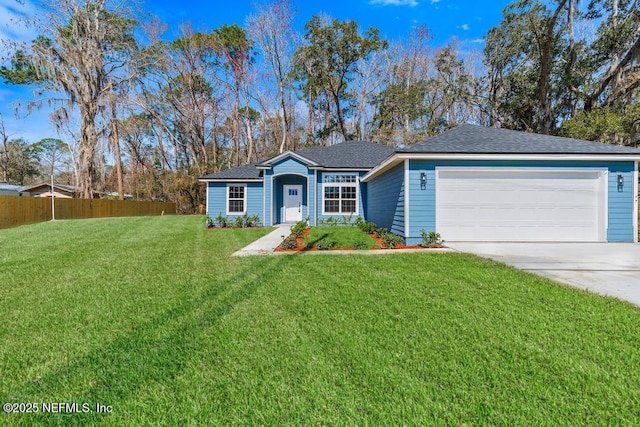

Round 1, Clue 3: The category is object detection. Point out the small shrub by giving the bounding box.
[340,214,353,225]
[382,232,403,249]
[215,213,228,228]
[375,227,389,238]
[316,239,336,250]
[280,235,298,250]
[421,229,444,247]
[353,240,370,250]
[206,217,215,228]
[359,221,377,234]
[354,216,376,233]
[322,216,339,226]
[246,214,261,227]
[291,220,307,237]
[233,216,245,228]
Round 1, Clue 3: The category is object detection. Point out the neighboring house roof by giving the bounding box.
[399,124,640,154]
[200,141,395,181]
[0,182,23,192]
[20,183,101,197]
[21,183,80,193]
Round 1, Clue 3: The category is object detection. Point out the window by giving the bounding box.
[227,185,246,214]
[322,174,358,215]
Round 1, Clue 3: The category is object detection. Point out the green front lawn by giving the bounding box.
[1,216,639,425]
[303,225,379,249]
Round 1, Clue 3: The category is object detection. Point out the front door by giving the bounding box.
[283,185,303,222]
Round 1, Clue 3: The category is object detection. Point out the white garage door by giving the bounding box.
[435,169,607,242]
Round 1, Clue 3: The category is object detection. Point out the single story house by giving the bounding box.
[199,125,640,244]
[20,183,100,199]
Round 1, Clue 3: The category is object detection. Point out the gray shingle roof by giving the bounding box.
[292,140,395,168]
[0,182,22,192]
[199,162,263,180]
[400,124,640,155]
[200,141,394,180]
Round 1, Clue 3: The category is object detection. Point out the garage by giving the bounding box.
[435,168,607,242]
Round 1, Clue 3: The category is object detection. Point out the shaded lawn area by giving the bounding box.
[0,216,639,425]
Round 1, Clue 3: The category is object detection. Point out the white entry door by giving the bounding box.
[435,169,607,242]
[283,185,303,222]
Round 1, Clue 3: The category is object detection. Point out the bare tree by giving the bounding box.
[1,0,138,198]
[247,0,298,153]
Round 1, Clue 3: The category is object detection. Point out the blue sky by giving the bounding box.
[0,0,513,143]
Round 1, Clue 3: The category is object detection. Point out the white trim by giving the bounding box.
[307,175,310,223]
[320,173,360,216]
[263,176,266,227]
[308,167,371,172]
[199,178,263,183]
[434,166,609,173]
[601,171,609,242]
[272,172,309,179]
[362,154,401,182]
[283,184,303,222]
[226,184,247,215]
[363,153,640,182]
[314,170,318,226]
[634,161,638,243]
[434,167,608,242]
[404,159,410,238]
[269,175,274,226]
[256,151,320,168]
[205,182,210,217]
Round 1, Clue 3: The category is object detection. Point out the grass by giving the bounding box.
[303,225,379,250]
[0,216,639,425]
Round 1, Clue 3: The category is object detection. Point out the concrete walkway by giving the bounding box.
[231,224,292,257]
[447,242,640,307]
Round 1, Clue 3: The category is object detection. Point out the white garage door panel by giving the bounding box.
[436,169,606,242]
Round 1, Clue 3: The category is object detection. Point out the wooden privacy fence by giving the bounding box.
[0,196,176,229]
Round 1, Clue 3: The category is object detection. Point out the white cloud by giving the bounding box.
[369,0,419,7]
[430,0,440,4]
[0,0,39,44]
[457,23,470,30]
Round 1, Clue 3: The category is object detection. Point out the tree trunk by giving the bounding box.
[110,99,124,200]
[538,0,567,134]
[333,90,349,140]
[278,81,288,153]
[78,103,98,199]
[566,0,578,117]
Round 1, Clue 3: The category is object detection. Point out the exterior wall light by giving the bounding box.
[420,172,427,189]
[617,174,624,191]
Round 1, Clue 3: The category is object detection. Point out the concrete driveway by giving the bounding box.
[446,242,640,307]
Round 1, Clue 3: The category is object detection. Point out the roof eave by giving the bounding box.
[362,152,640,182]
[308,166,373,171]
[257,150,320,168]
[198,178,264,183]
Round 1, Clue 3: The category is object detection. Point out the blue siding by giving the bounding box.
[265,157,315,225]
[366,163,405,236]
[274,175,307,223]
[402,159,637,244]
[315,171,367,224]
[607,163,635,242]
[207,182,264,223]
